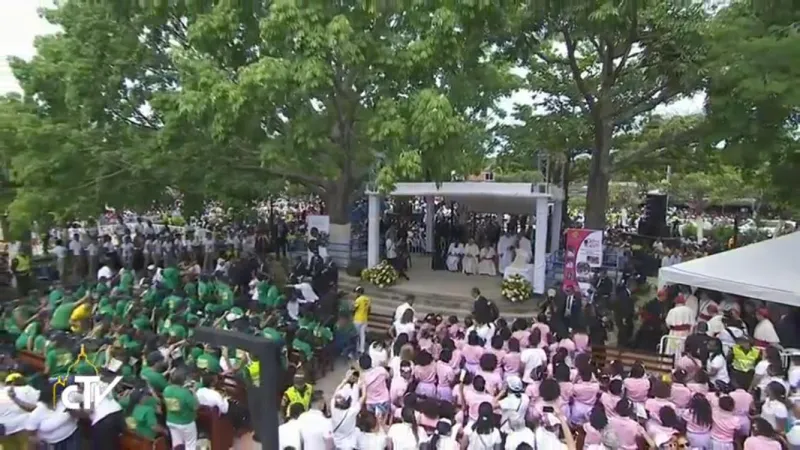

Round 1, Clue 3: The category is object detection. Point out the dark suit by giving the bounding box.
[555,292,582,332]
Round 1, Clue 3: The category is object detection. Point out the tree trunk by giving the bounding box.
[584,119,613,229]
[323,181,353,267]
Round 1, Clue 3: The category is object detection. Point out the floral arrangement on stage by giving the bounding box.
[501,275,533,303]
[361,260,398,288]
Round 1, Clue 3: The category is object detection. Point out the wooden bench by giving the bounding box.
[591,346,675,377]
[368,312,393,338]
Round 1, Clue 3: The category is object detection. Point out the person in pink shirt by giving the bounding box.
[670,369,692,411]
[417,327,435,354]
[488,336,506,374]
[681,393,712,449]
[743,417,784,450]
[390,360,413,415]
[608,399,649,450]
[688,371,711,395]
[710,395,741,450]
[510,318,530,349]
[571,366,600,425]
[645,380,676,425]
[462,332,484,374]
[476,353,503,395]
[572,326,590,353]
[413,350,438,397]
[646,406,684,441]
[502,338,521,380]
[600,379,624,418]
[435,348,456,402]
[727,383,754,435]
[440,338,462,372]
[360,354,392,419]
[623,363,651,405]
[524,367,546,422]
[460,374,494,422]
[416,397,440,433]
[553,363,573,419]
[582,405,612,447]
[676,353,703,381]
[531,314,550,348]
[530,379,562,421]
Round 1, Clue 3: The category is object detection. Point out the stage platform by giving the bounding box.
[341,255,541,317]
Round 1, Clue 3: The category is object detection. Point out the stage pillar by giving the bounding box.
[533,197,548,295]
[368,194,381,267]
[425,195,434,252]
[550,200,563,252]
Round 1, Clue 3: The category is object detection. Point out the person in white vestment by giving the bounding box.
[664,295,695,354]
[706,305,726,338]
[517,232,532,260]
[754,307,781,347]
[685,289,699,320]
[497,232,515,273]
[477,244,497,276]
[446,241,464,272]
[462,238,480,275]
[698,297,719,322]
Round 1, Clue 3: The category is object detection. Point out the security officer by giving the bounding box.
[280,372,313,417]
[11,248,32,297]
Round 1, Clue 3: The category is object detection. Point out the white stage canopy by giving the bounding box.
[368,182,565,215]
[658,231,800,306]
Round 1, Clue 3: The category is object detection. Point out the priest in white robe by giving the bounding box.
[517,232,532,261]
[664,294,695,355]
[462,238,480,275]
[497,232,515,273]
[698,297,719,322]
[446,241,464,272]
[478,244,497,276]
[754,307,781,347]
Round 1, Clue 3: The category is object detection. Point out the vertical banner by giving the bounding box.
[562,228,604,297]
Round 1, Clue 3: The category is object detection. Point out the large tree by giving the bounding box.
[158,0,515,253]
[498,0,709,228]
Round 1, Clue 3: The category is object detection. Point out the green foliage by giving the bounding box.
[497,0,709,227]
[681,222,698,239]
[493,170,543,183]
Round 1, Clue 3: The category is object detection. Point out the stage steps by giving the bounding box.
[338,273,540,330]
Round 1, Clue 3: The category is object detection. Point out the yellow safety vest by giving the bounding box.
[731,346,760,372]
[14,255,30,274]
[284,384,313,415]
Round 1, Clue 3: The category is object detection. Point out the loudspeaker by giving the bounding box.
[638,194,667,237]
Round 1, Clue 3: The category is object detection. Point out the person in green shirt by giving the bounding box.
[44,334,74,377]
[123,389,165,440]
[197,275,214,302]
[49,294,89,331]
[161,266,180,291]
[47,284,65,308]
[14,321,40,351]
[141,352,170,393]
[162,369,198,433]
[118,268,135,292]
[292,328,314,361]
[195,347,223,374]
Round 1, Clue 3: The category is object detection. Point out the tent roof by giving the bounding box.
[366,182,565,215]
[658,232,800,306]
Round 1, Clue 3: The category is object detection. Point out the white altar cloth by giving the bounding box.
[503,265,535,284]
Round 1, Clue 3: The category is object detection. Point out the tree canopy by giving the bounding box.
[0,0,798,237]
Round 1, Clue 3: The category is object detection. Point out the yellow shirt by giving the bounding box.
[353,295,371,323]
[70,303,91,322]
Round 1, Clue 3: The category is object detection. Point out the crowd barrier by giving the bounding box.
[657,334,791,368]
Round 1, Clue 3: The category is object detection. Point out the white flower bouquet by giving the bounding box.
[501,274,533,303]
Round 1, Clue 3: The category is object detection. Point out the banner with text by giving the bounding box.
[562,228,604,297]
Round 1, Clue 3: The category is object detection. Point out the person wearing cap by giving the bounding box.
[664,293,695,355]
[162,368,198,450]
[352,286,371,354]
[754,307,781,347]
[0,372,39,450]
[497,375,529,434]
[282,372,314,417]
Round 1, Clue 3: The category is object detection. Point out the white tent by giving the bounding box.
[658,231,800,306]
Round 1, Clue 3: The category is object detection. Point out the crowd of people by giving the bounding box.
[0,217,353,450]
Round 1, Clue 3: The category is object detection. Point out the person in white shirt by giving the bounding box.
[297,392,335,450]
[279,403,304,449]
[203,232,216,272]
[504,419,535,450]
[393,295,416,323]
[754,307,781,347]
[520,338,547,381]
[388,407,428,450]
[86,239,99,281]
[51,239,68,281]
[330,375,363,450]
[761,381,790,431]
[195,374,229,414]
[498,376,530,434]
[426,419,459,449]
[356,410,388,449]
[294,278,319,303]
[97,264,114,282]
[68,234,83,281]
[368,341,389,368]
[393,308,416,341]
[706,342,730,385]
[0,374,40,448]
[24,383,81,450]
[460,406,502,450]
